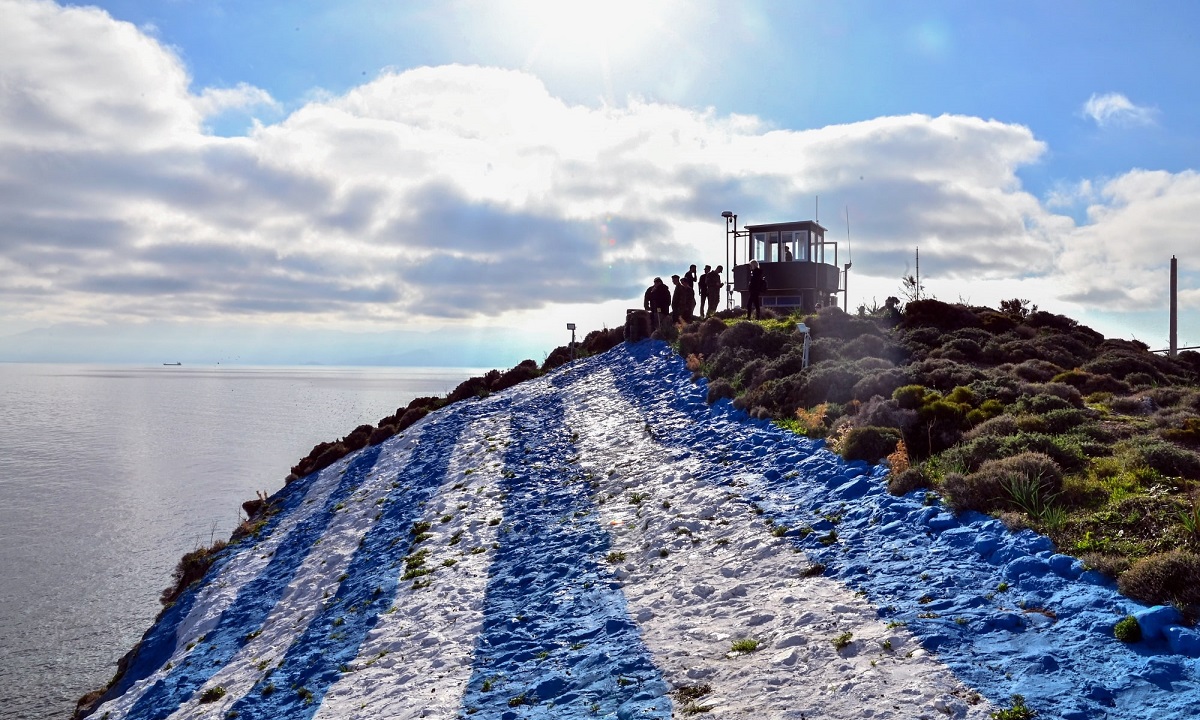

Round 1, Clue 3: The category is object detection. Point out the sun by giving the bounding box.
[501,0,678,85]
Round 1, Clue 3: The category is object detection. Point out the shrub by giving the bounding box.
[840,426,901,464]
[888,467,930,496]
[1081,553,1130,579]
[489,360,540,393]
[1039,408,1090,434]
[1052,369,1130,395]
[1113,616,1141,643]
[852,368,909,402]
[1110,394,1155,415]
[931,336,983,363]
[844,333,904,363]
[1083,350,1164,383]
[1132,439,1200,479]
[1162,417,1200,446]
[964,414,1018,441]
[855,396,917,432]
[396,406,430,432]
[901,299,981,332]
[1012,359,1063,383]
[913,358,987,392]
[1017,382,1083,407]
[893,384,929,410]
[1117,550,1200,606]
[161,540,228,606]
[799,362,863,405]
[367,424,397,446]
[943,452,1062,514]
[342,424,374,453]
[582,327,624,355]
[706,378,735,404]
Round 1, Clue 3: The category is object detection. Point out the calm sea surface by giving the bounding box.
[0,363,482,720]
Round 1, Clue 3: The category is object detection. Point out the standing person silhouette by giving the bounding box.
[747,260,767,319]
[698,265,712,317]
[643,277,671,330]
[705,265,724,317]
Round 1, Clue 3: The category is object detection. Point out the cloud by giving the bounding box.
[1057,169,1200,309]
[1081,92,1157,127]
[193,83,281,117]
[0,0,1196,352]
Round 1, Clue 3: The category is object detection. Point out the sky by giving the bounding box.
[2,0,1200,365]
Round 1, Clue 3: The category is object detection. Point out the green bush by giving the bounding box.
[893,384,929,410]
[1113,615,1141,643]
[1117,550,1200,606]
[840,426,902,464]
[942,452,1062,514]
[1133,439,1200,479]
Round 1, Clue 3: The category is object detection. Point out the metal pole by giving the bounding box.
[1171,256,1178,358]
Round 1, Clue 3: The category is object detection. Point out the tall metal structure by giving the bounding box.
[1171,256,1178,358]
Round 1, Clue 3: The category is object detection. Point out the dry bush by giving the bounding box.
[888,467,929,496]
[1082,553,1131,580]
[492,359,540,392]
[161,540,228,606]
[686,353,704,372]
[368,424,397,446]
[1117,550,1200,606]
[795,403,829,433]
[706,378,735,404]
[342,424,374,453]
[886,438,911,473]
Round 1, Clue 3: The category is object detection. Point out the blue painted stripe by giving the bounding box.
[123,443,387,720]
[605,341,1200,720]
[225,409,473,719]
[99,461,339,705]
[457,391,670,719]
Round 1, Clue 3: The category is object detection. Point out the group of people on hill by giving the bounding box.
[643,264,725,329]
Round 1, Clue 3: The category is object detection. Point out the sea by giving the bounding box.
[0,363,483,720]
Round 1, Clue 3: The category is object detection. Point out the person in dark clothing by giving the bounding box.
[698,265,711,317]
[705,265,723,317]
[747,260,767,319]
[671,274,690,323]
[681,275,696,321]
[643,277,671,330]
[685,264,698,289]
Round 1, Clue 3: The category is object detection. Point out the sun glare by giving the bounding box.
[508,0,675,73]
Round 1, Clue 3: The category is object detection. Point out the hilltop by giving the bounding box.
[75,302,1200,720]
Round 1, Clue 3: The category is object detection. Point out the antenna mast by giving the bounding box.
[842,206,853,311]
[916,247,921,300]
